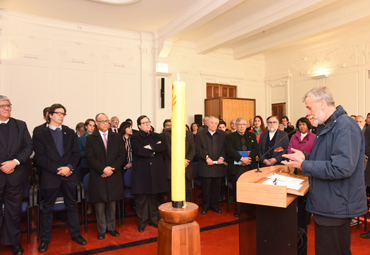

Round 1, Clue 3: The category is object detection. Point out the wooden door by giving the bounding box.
[272,103,285,121]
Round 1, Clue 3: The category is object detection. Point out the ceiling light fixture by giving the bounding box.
[88,0,141,5]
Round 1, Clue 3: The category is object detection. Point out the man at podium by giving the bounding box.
[282,86,367,255]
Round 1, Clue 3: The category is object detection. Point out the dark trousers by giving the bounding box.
[230,166,251,214]
[95,201,116,234]
[40,181,80,241]
[315,218,352,255]
[0,182,23,245]
[135,194,158,228]
[201,177,222,210]
[166,178,192,202]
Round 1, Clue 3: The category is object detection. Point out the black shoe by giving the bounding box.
[211,207,222,214]
[149,222,158,228]
[201,209,208,214]
[71,235,87,245]
[11,244,24,255]
[138,226,145,232]
[38,241,49,253]
[106,230,120,237]
[360,231,370,239]
[97,233,105,240]
[234,211,239,217]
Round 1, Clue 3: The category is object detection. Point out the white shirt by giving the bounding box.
[300,132,308,141]
[269,130,277,141]
[0,118,10,124]
[99,130,108,143]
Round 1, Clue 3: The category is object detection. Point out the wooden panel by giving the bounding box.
[272,103,285,121]
[229,87,235,97]
[205,98,220,119]
[206,86,213,99]
[214,86,219,98]
[206,83,237,99]
[222,98,255,129]
[222,87,228,97]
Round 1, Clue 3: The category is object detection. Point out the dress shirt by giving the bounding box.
[99,130,109,144]
[269,130,277,140]
[300,132,308,141]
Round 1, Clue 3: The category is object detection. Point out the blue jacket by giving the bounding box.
[78,132,90,168]
[302,105,367,218]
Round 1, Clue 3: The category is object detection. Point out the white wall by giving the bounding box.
[0,11,266,133]
[265,21,370,125]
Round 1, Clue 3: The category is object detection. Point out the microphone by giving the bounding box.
[256,128,297,173]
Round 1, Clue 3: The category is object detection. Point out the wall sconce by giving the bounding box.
[311,74,327,79]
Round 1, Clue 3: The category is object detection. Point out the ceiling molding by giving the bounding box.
[233,0,370,59]
[196,0,336,55]
[156,0,243,44]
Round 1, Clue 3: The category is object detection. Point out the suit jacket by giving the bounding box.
[0,118,33,186]
[162,129,196,180]
[131,130,168,195]
[195,128,227,178]
[85,131,125,203]
[284,125,295,140]
[364,126,370,186]
[33,125,80,189]
[226,131,259,174]
[259,129,289,167]
[33,122,47,136]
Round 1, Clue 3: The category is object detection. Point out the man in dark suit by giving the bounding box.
[131,115,168,232]
[259,116,289,167]
[360,120,370,238]
[162,127,195,202]
[195,116,226,214]
[281,116,295,139]
[0,96,32,255]
[85,113,125,240]
[33,104,87,253]
[33,107,49,135]
[110,116,120,133]
[226,117,259,217]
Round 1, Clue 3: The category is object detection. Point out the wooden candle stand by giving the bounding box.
[157,202,201,255]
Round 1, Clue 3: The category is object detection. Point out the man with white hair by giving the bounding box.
[258,116,289,167]
[355,115,365,130]
[195,116,226,214]
[282,86,367,255]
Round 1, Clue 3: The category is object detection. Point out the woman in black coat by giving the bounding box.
[131,115,168,232]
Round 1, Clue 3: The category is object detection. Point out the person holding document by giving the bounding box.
[226,117,259,217]
[195,116,226,214]
[282,87,367,255]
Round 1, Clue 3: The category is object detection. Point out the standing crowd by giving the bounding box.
[1,86,369,255]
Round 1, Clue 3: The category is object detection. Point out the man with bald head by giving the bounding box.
[86,113,126,240]
[110,116,120,133]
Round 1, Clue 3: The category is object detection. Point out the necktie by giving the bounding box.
[103,133,107,149]
[241,136,247,151]
[114,129,117,133]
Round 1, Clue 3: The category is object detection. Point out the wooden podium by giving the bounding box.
[236,165,309,255]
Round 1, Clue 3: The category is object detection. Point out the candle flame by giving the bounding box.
[177,73,180,81]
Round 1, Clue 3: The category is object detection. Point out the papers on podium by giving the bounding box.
[262,173,303,190]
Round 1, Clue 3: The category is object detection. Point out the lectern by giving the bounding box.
[237,165,309,255]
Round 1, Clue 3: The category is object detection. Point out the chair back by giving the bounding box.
[83,173,90,192]
[124,168,132,188]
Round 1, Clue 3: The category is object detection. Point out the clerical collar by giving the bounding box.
[208,129,216,136]
[0,118,9,124]
[49,125,61,130]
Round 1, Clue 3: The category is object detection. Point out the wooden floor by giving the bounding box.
[1,198,369,255]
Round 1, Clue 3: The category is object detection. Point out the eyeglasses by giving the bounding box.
[267,121,278,124]
[97,120,109,123]
[111,120,119,123]
[53,112,66,116]
[236,123,247,126]
[141,121,151,125]
[0,104,12,109]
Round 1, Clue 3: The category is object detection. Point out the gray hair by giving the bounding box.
[95,113,108,121]
[356,115,365,120]
[236,117,246,125]
[208,116,219,123]
[0,95,11,104]
[302,86,335,106]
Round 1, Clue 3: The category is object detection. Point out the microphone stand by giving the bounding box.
[255,128,297,173]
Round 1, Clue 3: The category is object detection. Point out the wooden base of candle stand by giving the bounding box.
[157,202,201,255]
